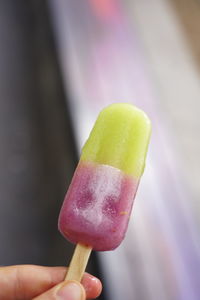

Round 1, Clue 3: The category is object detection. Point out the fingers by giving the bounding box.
[81,272,102,299]
[0,265,102,300]
[0,265,66,300]
[33,280,85,300]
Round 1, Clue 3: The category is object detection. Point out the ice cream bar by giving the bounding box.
[58,103,151,252]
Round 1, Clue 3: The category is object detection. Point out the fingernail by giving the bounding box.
[81,274,102,298]
[56,281,84,300]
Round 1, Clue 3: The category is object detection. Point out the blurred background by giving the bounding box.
[0,0,200,299]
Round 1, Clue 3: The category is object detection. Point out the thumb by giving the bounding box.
[33,280,86,300]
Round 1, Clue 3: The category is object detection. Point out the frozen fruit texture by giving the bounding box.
[58,103,151,251]
[81,103,151,177]
[58,162,138,250]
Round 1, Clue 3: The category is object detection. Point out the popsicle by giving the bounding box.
[58,103,151,281]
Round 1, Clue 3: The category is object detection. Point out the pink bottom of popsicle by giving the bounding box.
[58,161,138,251]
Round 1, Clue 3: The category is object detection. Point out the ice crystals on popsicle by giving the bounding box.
[58,103,151,251]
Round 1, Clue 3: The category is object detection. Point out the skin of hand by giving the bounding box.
[0,265,102,300]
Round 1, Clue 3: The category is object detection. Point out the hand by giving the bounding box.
[0,265,102,300]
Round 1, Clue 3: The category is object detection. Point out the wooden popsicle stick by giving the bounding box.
[65,243,92,282]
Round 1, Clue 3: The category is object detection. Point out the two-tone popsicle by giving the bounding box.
[58,103,151,281]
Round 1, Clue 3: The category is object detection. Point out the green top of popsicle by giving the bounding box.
[80,103,151,178]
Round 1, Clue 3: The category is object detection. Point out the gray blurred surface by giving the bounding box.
[0,0,77,265]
